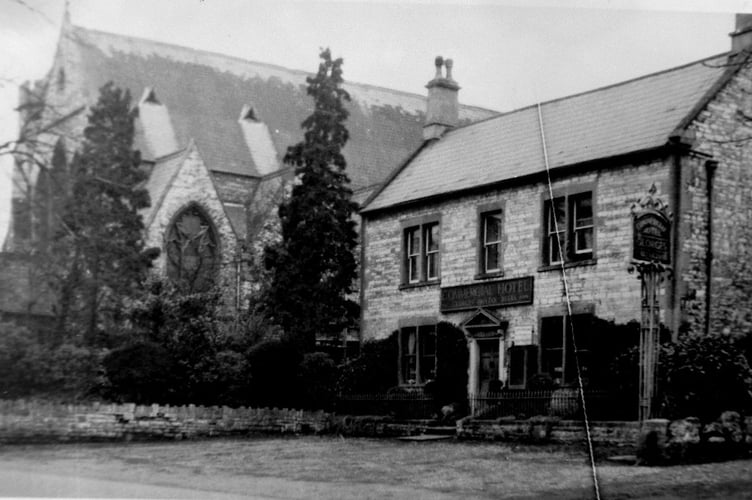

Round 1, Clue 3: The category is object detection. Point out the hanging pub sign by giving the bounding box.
[631,183,672,266]
[633,211,671,264]
[440,276,534,312]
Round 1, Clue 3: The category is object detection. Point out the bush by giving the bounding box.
[246,339,302,408]
[432,322,469,412]
[659,332,752,420]
[299,352,337,410]
[336,332,398,394]
[103,341,178,404]
[0,321,103,400]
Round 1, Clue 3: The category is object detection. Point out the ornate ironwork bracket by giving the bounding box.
[629,183,673,422]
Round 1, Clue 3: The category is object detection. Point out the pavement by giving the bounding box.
[0,468,260,499]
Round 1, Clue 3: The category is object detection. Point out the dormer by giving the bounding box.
[238,103,279,176]
[135,87,179,159]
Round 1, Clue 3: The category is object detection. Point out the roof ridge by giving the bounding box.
[440,50,732,137]
[153,147,188,163]
[69,24,497,113]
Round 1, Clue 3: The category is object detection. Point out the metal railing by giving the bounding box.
[335,389,636,421]
[470,389,636,421]
[335,391,438,420]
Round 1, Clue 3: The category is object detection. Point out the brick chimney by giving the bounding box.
[423,56,460,141]
[730,14,752,53]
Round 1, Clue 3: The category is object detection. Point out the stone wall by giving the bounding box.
[0,400,332,444]
[682,55,752,335]
[144,144,241,307]
[0,400,645,447]
[456,417,640,447]
[361,157,673,343]
[212,172,259,205]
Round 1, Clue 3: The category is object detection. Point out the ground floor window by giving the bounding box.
[400,325,436,385]
[540,314,592,386]
[508,345,538,389]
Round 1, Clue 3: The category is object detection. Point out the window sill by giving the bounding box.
[538,258,597,273]
[399,280,441,290]
[474,271,504,280]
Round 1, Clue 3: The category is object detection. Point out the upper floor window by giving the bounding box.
[481,210,503,274]
[403,218,440,285]
[543,191,594,265]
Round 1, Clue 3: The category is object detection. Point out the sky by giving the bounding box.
[0,0,747,245]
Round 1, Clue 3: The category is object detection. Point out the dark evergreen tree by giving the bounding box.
[54,82,154,343]
[263,48,358,352]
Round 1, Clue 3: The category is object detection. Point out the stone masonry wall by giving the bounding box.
[683,54,752,335]
[0,400,332,444]
[145,145,240,306]
[362,158,673,344]
[212,172,259,205]
[456,417,641,446]
[0,399,644,447]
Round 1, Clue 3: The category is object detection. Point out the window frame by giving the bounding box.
[538,312,593,387]
[400,214,441,287]
[397,319,438,386]
[424,222,440,281]
[476,202,505,279]
[165,203,221,292]
[541,186,596,268]
[508,345,538,389]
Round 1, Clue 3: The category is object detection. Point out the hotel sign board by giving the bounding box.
[440,276,534,312]
[633,211,671,264]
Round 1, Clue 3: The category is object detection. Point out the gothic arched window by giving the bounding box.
[165,205,219,292]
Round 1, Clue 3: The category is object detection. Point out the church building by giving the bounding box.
[0,16,495,326]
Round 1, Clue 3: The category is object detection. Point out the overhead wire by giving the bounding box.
[536,101,601,500]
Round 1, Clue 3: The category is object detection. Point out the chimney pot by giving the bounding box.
[730,13,752,54]
[445,58,454,80]
[434,56,444,78]
[423,56,460,141]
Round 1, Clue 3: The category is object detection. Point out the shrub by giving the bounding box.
[246,339,302,408]
[299,352,337,410]
[659,332,752,420]
[336,331,398,394]
[0,321,103,400]
[432,322,469,412]
[103,341,179,404]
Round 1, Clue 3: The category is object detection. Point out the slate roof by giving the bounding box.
[363,53,731,213]
[59,24,497,188]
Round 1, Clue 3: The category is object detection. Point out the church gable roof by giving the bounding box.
[142,147,190,227]
[60,25,497,189]
[363,53,731,213]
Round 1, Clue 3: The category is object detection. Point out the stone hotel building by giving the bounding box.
[359,16,752,395]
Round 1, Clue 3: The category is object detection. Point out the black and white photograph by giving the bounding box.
[0,0,751,498]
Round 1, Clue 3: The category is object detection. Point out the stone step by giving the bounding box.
[425,425,458,435]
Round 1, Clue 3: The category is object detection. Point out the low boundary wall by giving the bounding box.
[456,417,640,446]
[0,399,684,448]
[0,400,333,443]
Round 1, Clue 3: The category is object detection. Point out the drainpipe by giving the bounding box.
[704,160,718,336]
[358,216,366,357]
[235,260,242,327]
[670,146,683,341]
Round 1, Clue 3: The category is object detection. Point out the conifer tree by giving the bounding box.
[54,82,154,342]
[263,48,358,352]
